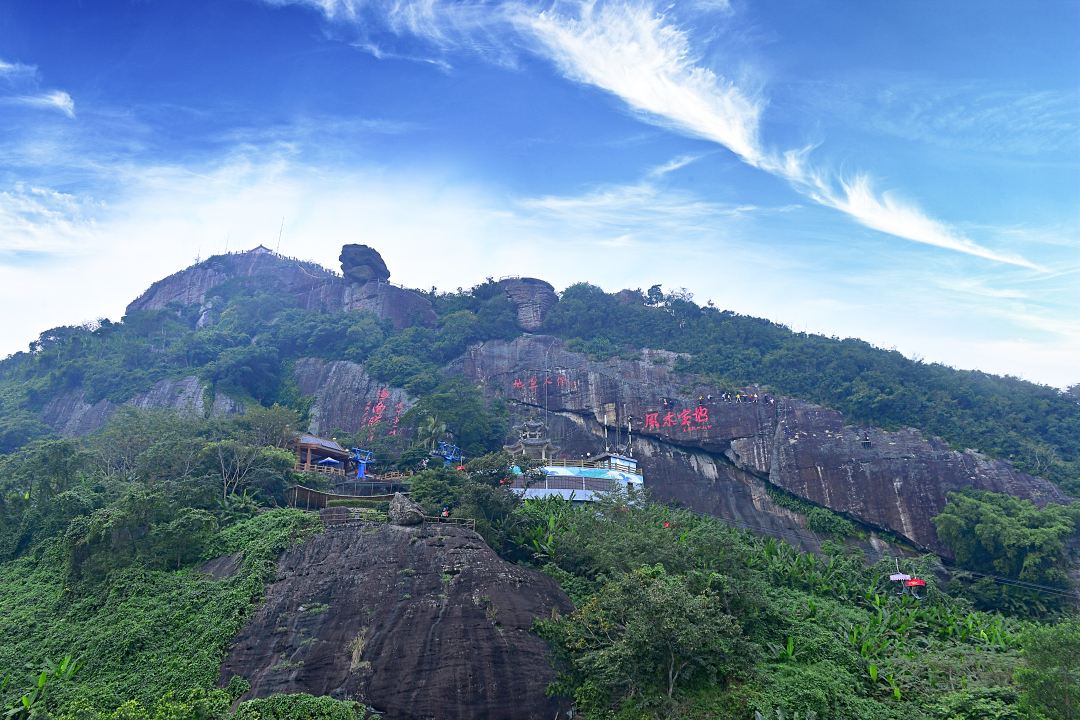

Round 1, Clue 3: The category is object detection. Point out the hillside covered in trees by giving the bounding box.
[0,246,1076,719]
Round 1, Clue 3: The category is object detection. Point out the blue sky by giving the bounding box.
[1,0,1077,387]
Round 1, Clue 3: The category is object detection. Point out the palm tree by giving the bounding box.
[418,415,446,452]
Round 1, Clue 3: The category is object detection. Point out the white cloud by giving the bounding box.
[521,1,1040,270]
[802,172,1044,270]
[0,184,97,254]
[0,59,36,79]
[527,2,763,163]
[1,90,76,118]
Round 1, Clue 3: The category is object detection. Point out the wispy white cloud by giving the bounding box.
[527,3,763,163]
[269,1,1044,269]
[0,58,36,79]
[3,90,76,118]
[647,153,704,177]
[794,171,1044,269]
[521,2,1040,269]
[0,183,98,254]
[0,56,75,118]
[265,0,517,64]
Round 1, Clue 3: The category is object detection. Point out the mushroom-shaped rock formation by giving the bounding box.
[498,277,558,332]
[340,244,391,285]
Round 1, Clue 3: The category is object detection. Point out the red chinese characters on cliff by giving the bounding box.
[643,405,710,433]
[367,388,391,427]
[388,402,405,436]
[511,374,576,394]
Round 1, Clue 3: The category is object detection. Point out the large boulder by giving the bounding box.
[340,244,391,285]
[498,277,558,332]
[388,492,425,526]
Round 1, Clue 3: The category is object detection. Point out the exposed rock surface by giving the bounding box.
[220,522,571,720]
[498,277,558,332]
[293,358,413,436]
[340,244,391,285]
[41,376,242,436]
[388,493,425,525]
[40,393,116,436]
[127,246,435,331]
[450,336,1070,554]
[127,247,335,315]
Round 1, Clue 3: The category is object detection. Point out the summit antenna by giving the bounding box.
[276,217,285,253]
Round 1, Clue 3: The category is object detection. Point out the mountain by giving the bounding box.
[3,244,1072,555]
[1,243,1077,720]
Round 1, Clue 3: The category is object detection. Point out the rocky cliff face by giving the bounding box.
[40,376,242,436]
[293,358,413,436]
[449,336,1070,554]
[220,522,571,720]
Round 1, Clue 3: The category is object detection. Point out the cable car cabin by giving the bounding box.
[508,452,645,502]
[904,577,927,598]
[293,433,352,477]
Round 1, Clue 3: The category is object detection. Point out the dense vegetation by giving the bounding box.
[543,284,1080,493]
[932,490,1079,615]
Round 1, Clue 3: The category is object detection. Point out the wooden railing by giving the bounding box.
[294,463,345,477]
[320,507,388,526]
[423,516,477,531]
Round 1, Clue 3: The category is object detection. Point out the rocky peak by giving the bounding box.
[126,246,337,316]
[497,277,558,332]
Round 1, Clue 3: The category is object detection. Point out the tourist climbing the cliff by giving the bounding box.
[441,507,450,520]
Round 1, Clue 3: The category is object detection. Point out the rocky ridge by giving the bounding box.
[127,245,436,330]
[450,336,1070,555]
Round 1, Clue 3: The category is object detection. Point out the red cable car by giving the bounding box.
[904,577,927,599]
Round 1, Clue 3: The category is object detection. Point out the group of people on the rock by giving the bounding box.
[697,392,775,405]
[658,391,777,409]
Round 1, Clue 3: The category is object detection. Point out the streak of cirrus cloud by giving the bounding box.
[0,57,76,118]
[264,0,1042,270]
[523,2,1042,270]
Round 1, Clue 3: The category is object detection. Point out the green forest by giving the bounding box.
[0,263,1077,718]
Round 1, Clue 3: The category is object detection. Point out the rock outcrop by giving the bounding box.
[449,336,1070,554]
[340,244,391,285]
[294,358,414,437]
[498,277,558,332]
[127,246,436,331]
[127,246,335,315]
[41,376,242,436]
[220,522,571,720]
[388,493,425,525]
